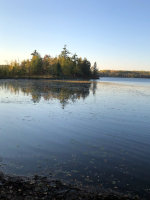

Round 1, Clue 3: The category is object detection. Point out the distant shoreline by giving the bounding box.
[99,70,150,78]
[100,76,150,79]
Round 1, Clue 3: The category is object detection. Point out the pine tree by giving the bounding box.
[92,62,98,78]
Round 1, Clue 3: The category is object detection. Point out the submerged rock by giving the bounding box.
[0,172,140,200]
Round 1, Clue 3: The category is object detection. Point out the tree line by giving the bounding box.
[99,70,150,78]
[0,46,99,79]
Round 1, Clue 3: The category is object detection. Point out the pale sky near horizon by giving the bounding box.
[0,0,150,70]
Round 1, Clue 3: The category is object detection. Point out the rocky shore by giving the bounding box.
[0,172,141,200]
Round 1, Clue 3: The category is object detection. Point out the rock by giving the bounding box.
[0,172,142,200]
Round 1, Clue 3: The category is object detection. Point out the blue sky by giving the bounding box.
[0,0,150,70]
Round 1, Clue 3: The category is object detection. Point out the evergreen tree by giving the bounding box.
[60,45,70,59]
[92,62,99,78]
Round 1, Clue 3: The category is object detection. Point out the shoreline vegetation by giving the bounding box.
[0,76,93,83]
[99,70,150,78]
[0,46,99,80]
[0,172,140,200]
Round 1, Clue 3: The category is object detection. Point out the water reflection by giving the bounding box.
[1,78,150,198]
[0,80,97,108]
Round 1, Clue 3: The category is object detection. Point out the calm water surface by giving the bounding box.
[0,78,150,197]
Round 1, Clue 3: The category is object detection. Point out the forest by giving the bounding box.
[99,70,150,78]
[0,46,99,79]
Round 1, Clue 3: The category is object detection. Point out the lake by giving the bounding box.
[0,78,150,197]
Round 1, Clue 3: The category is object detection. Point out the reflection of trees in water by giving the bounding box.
[0,80,97,108]
[91,81,97,95]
